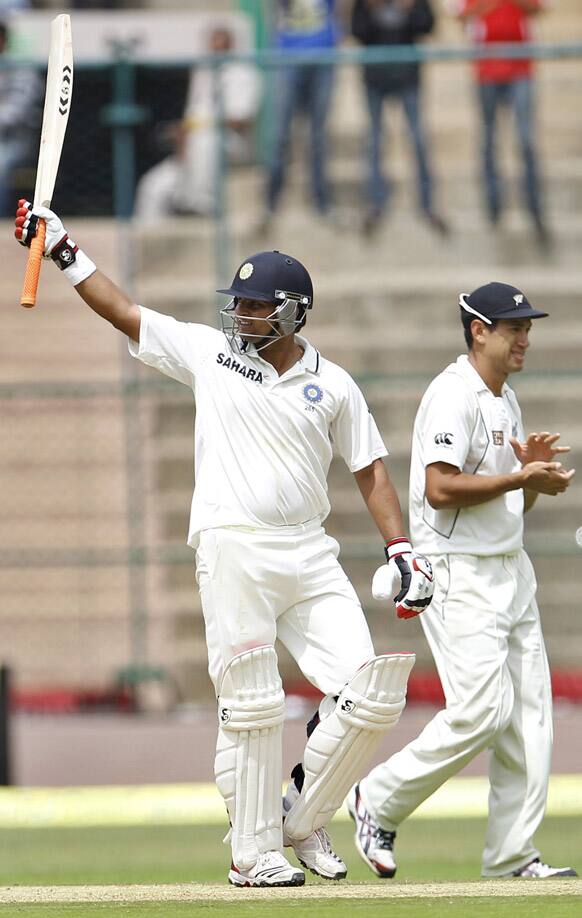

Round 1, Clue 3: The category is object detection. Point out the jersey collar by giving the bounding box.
[295,335,321,374]
[455,354,510,396]
[245,334,321,375]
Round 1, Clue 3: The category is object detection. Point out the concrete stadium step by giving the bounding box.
[135,212,582,285]
[326,500,582,544]
[317,554,582,670]
[306,338,581,376]
[147,381,581,493]
[227,157,582,212]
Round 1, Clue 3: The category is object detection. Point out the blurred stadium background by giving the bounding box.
[1,0,581,791]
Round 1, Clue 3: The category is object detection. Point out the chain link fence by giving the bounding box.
[2,37,582,704]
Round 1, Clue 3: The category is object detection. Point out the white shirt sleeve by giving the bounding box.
[330,374,388,473]
[127,306,217,386]
[420,380,477,472]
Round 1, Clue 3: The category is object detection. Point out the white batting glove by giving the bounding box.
[15,199,96,284]
[376,538,435,620]
[15,199,70,257]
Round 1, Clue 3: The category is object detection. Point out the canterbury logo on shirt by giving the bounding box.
[216,352,264,383]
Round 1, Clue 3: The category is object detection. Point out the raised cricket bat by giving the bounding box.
[20,14,73,308]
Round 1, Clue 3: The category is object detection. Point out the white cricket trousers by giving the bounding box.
[360,550,553,877]
[195,521,375,695]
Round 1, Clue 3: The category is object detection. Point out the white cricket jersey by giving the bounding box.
[129,307,388,547]
[409,355,525,556]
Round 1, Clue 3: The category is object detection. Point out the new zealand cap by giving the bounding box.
[217,251,313,306]
[459,282,548,324]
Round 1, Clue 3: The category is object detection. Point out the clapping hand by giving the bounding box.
[510,431,571,465]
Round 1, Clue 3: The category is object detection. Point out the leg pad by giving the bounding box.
[215,645,285,869]
[283,653,415,840]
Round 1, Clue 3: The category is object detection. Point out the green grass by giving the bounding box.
[1,817,581,886]
[0,817,580,917]
[0,902,580,918]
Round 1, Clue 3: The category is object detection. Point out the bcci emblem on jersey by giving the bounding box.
[303,383,324,404]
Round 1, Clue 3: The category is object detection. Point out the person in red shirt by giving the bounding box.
[456,1,548,246]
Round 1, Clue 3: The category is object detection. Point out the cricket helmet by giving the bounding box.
[217,251,313,353]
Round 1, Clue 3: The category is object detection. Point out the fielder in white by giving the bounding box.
[348,282,578,880]
[15,200,434,887]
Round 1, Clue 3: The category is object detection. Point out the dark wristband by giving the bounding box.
[51,235,79,271]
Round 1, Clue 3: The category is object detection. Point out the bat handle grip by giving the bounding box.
[20,218,46,308]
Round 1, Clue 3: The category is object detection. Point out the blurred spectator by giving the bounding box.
[0,18,40,216]
[263,0,340,223]
[454,0,549,247]
[351,0,448,236]
[134,26,262,220]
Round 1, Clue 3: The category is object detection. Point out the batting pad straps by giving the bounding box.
[215,646,285,870]
[283,653,415,841]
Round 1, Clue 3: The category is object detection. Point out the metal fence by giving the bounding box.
[2,41,582,701]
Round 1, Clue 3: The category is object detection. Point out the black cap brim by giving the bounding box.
[494,306,548,319]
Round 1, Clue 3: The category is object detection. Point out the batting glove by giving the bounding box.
[374,538,435,620]
[15,199,96,284]
[15,199,78,268]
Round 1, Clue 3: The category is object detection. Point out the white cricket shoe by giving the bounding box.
[347,783,397,878]
[510,858,578,879]
[228,851,305,887]
[284,824,347,880]
[282,782,347,880]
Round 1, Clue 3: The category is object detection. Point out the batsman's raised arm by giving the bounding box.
[15,201,141,341]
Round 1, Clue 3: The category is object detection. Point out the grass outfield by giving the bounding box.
[0,899,580,918]
[0,817,580,916]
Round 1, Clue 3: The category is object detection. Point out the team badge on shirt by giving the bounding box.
[492,430,504,446]
[303,383,324,404]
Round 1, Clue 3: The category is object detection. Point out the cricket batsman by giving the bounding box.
[15,200,434,886]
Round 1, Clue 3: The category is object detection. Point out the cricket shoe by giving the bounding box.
[228,851,305,887]
[510,858,578,879]
[282,782,347,880]
[347,783,397,878]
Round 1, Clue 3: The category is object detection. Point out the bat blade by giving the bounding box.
[21,14,73,308]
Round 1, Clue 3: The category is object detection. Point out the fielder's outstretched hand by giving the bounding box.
[15,199,72,262]
[374,538,434,620]
[510,431,571,466]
